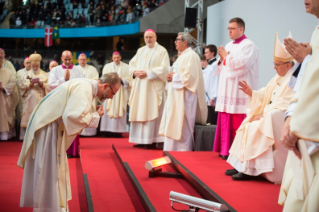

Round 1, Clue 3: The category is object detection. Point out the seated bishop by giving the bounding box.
[19,52,49,139]
[225,32,295,183]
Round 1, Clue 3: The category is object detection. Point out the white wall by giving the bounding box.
[207,0,317,88]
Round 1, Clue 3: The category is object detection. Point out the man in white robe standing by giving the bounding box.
[100,52,130,137]
[128,29,170,149]
[49,50,84,157]
[18,73,121,212]
[16,57,31,140]
[213,17,259,160]
[204,44,219,125]
[159,32,207,151]
[77,53,99,136]
[0,61,17,140]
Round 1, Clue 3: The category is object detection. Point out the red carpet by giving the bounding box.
[113,139,203,211]
[0,141,87,212]
[168,151,283,212]
[79,136,145,212]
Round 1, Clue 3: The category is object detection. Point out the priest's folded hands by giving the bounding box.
[133,70,147,79]
[96,105,104,117]
[166,72,174,82]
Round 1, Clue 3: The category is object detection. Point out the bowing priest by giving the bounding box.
[0,60,17,140]
[19,53,49,140]
[159,32,207,151]
[100,52,130,136]
[279,1,319,210]
[128,29,170,148]
[213,17,259,160]
[225,32,295,181]
[77,53,99,136]
[49,50,85,158]
[16,57,31,140]
[17,73,121,212]
[204,44,219,125]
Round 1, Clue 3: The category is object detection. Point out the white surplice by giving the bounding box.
[215,38,259,114]
[49,65,85,91]
[18,79,100,212]
[77,64,99,136]
[203,58,219,106]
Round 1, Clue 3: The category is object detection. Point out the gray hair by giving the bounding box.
[178,32,193,47]
[99,72,121,87]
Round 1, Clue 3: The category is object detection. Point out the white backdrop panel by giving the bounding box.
[207,0,317,87]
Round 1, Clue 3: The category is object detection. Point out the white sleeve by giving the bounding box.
[147,70,159,80]
[87,112,100,128]
[285,101,297,118]
[292,54,310,93]
[122,78,129,88]
[3,87,11,96]
[49,69,65,90]
[172,73,184,90]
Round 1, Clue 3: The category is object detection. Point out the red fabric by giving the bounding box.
[66,134,80,157]
[213,112,246,156]
[223,57,226,66]
[0,141,86,212]
[169,151,283,212]
[80,136,146,212]
[44,27,53,47]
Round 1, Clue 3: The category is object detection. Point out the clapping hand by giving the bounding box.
[283,38,312,63]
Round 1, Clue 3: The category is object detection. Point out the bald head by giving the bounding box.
[49,61,58,71]
[144,31,157,48]
[78,54,88,67]
[24,57,31,70]
[61,50,73,67]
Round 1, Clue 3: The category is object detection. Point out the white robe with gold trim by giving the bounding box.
[100,61,130,132]
[159,47,207,151]
[128,42,169,144]
[17,79,100,212]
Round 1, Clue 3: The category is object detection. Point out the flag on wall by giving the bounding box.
[72,51,91,65]
[44,27,53,47]
[52,26,60,39]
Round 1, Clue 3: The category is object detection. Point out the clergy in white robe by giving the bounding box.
[213,18,259,159]
[128,29,170,148]
[278,12,319,211]
[49,51,85,157]
[204,44,219,125]
[17,73,121,212]
[0,64,17,140]
[226,32,295,181]
[19,53,49,140]
[16,57,31,140]
[77,53,100,136]
[159,32,207,151]
[100,52,131,135]
[49,60,58,71]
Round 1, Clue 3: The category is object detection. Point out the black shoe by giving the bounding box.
[221,155,228,160]
[144,143,157,149]
[232,172,257,181]
[156,143,163,149]
[218,154,222,157]
[133,144,145,148]
[67,155,73,158]
[225,169,238,176]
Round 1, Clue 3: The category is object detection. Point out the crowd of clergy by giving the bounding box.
[0,1,319,210]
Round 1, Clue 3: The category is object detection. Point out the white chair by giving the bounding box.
[78,8,83,15]
[73,9,78,18]
[84,8,88,16]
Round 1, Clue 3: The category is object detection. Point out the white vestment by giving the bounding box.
[128,42,169,144]
[215,38,259,114]
[203,58,219,106]
[18,79,100,212]
[77,64,99,136]
[0,66,17,140]
[49,65,84,91]
[100,62,130,133]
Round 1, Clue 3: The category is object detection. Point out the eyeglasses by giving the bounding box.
[273,62,288,67]
[175,38,183,42]
[109,85,116,95]
[227,27,238,31]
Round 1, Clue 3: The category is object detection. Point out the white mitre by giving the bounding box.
[274,31,293,62]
